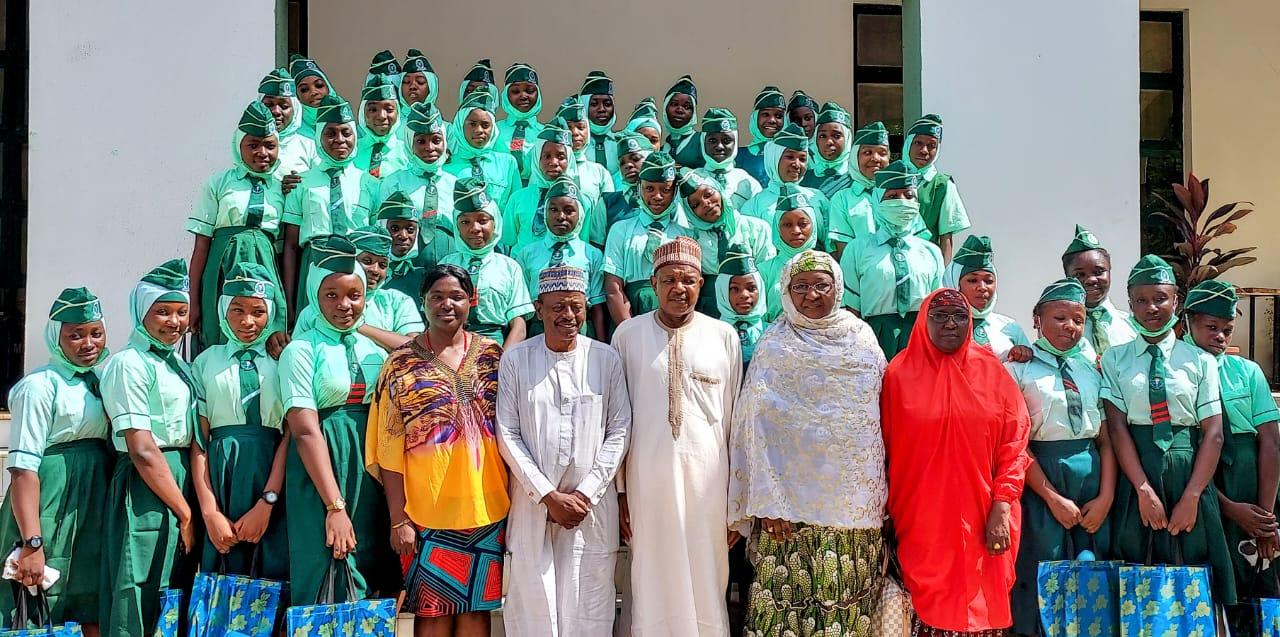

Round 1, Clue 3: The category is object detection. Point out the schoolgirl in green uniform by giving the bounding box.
[99,260,199,636]
[1062,225,1138,363]
[580,70,618,173]
[945,235,1032,362]
[623,97,663,152]
[759,184,819,322]
[512,176,607,338]
[187,102,289,353]
[1102,255,1236,608]
[557,97,616,221]
[355,74,407,179]
[661,75,699,162]
[258,68,318,189]
[828,121,892,259]
[495,62,546,185]
[502,120,579,252]
[0,288,113,631]
[902,114,971,262]
[692,108,762,211]
[785,90,818,141]
[376,192,444,311]
[398,49,440,116]
[715,244,768,365]
[378,102,457,253]
[602,150,688,323]
[802,102,855,200]
[676,170,774,318]
[439,178,534,347]
[278,235,398,605]
[444,91,521,213]
[739,123,832,250]
[1183,279,1280,633]
[190,264,289,580]
[287,55,332,143]
[596,132,651,236]
[736,86,786,187]
[1007,279,1115,634]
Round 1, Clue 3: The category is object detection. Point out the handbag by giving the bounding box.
[1036,535,1121,636]
[188,548,284,637]
[872,532,914,637]
[1117,531,1216,637]
[0,586,82,637]
[1255,557,1280,636]
[152,587,185,637]
[284,558,396,637]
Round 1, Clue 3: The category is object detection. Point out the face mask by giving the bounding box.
[1127,314,1179,339]
[1035,336,1084,359]
[878,198,919,230]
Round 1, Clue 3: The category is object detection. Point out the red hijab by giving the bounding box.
[881,288,1031,632]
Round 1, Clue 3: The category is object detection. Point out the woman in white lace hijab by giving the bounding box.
[728,249,889,635]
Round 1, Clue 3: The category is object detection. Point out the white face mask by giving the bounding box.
[877,198,920,229]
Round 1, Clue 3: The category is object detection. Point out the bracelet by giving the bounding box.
[391,519,413,530]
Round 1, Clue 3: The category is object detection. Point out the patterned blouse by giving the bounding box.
[367,335,510,530]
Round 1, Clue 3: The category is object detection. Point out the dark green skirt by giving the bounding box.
[1011,438,1111,634]
[1217,429,1280,600]
[285,404,398,605]
[624,280,659,318]
[200,425,288,580]
[199,226,285,353]
[0,439,113,627]
[100,448,195,637]
[865,312,917,360]
[1110,424,1237,604]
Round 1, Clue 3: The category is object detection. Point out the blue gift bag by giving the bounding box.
[188,568,283,637]
[1036,558,1121,637]
[153,588,184,637]
[1261,597,1280,636]
[0,587,83,636]
[1117,563,1215,636]
[285,558,395,637]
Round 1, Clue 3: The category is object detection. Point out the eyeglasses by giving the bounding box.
[788,282,834,295]
[927,311,969,326]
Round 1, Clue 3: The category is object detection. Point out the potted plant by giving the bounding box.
[1150,171,1256,290]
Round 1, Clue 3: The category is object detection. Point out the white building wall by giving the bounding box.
[905,0,1141,329]
[24,2,279,370]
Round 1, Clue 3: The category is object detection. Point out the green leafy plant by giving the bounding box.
[1151,172,1257,289]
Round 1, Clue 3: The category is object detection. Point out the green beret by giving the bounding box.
[361,74,398,102]
[453,177,492,213]
[638,151,677,183]
[753,86,785,111]
[504,62,539,85]
[402,49,434,74]
[238,101,278,138]
[368,50,400,77]
[1036,278,1087,307]
[376,191,418,222]
[49,287,103,323]
[464,59,495,84]
[771,123,809,151]
[579,70,613,96]
[258,68,295,98]
[852,121,890,147]
[1063,224,1105,258]
[538,119,572,147]
[309,235,358,273]
[907,113,943,140]
[404,102,445,135]
[954,235,995,275]
[666,75,697,102]
[630,97,659,121]
[555,97,585,122]
[459,89,495,113]
[775,182,812,212]
[787,91,817,112]
[1185,279,1238,319]
[545,176,580,202]
[700,108,737,134]
[815,102,851,127]
[314,94,354,125]
[1127,254,1177,287]
[141,259,190,292]
[719,243,758,277]
[221,262,277,299]
[678,168,714,199]
[874,160,922,190]
[616,131,649,156]
[349,224,393,258]
[288,55,326,83]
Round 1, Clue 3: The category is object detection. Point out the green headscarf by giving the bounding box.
[366,50,401,84]
[314,94,358,169]
[357,74,400,158]
[661,75,698,137]
[377,192,420,264]
[452,177,503,258]
[232,101,280,178]
[130,259,191,353]
[873,159,921,191]
[763,123,809,185]
[399,48,440,109]
[902,113,944,179]
[771,183,818,259]
[809,102,852,178]
[288,55,331,139]
[624,97,662,138]
[579,70,615,135]
[305,234,368,335]
[850,121,890,188]
[401,101,449,174]
[448,90,499,161]
[350,224,393,258]
[543,176,586,241]
[528,118,578,188]
[456,58,498,105]
[1184,279,1237,319]
[699,107,739,171]
[258,67,303,140]
[715,243,768,357]
[679,169,737,234]
[45,287,108,373]
[637,151,678,222]
[218,262,277,350]
[500,62,543,123]
[747,86,786,153]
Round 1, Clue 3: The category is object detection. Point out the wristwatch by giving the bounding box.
[325,497,347,513]
[24,536,43,550]
[261,490,279,505]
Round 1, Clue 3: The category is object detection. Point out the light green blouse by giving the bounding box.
[443,153,522,212]
[438,251,534,338]
[1006,346,1104,442]
[281,163,379,245]
[101,331,195,451]
[602,214,692,283]
[502,185,599,252]
[839,228,944,317]
[6,363,109,471]
[679,214,776,276]
[1078,299,1139,362]
[1217,354,1280,435]
[277,327,387,412]
[377,169,459,236]
[191,343,283,431]
[692,167,762,211]
[513,238,607,306]
[1100,331,1221,426]
[365,287,426,335]
[187,167,287,236]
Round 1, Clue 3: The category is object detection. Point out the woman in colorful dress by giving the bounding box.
[944,235,1031,362]
[1102,255,1236,610]
[367,264,509,637]
[736,86,786,186]
[100,260,199,636]
[1006,278,1115,635]
[278,234,398,604]
[730,250,888,635]
[883,288,1031,635]
[444,90,522,213]
[190,263,289,580]
[0,288,112,633]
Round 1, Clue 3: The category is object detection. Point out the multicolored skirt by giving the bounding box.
[746,524,884,636]
[401,520,506,617]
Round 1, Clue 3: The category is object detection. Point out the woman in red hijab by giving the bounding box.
[883,288,1031,636]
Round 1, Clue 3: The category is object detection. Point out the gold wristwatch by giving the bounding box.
[325,497,347,513]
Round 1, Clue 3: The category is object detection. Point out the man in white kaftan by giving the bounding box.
[497,265,632,636]
[611,236,743,636]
